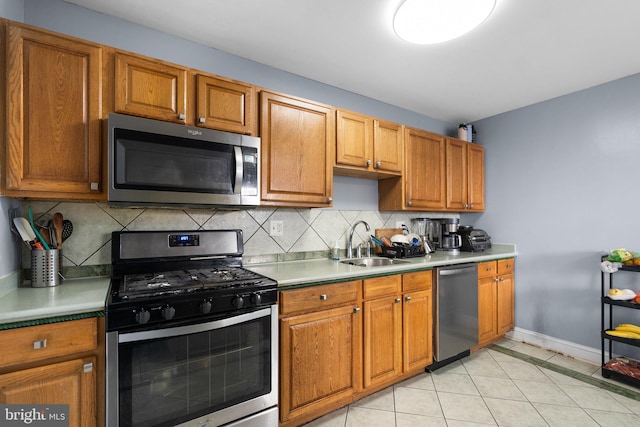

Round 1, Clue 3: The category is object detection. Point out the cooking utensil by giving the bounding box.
[62,220,73,242]
[370,235,386,247]
[16,217,43,249]
[53,212,64,249]
[380,236,393,247]
[27,207,50,250]
[49,220,57,249]
[39,226,52,246]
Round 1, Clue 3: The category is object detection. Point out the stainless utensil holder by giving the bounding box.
[31,249,62,287]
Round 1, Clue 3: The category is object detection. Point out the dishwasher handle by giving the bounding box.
[438,265,477,276]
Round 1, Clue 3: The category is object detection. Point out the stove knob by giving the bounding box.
[161,305,176,320]
[232,295,245,309]
[251,293,262,305]
[135,308,151,325]
[199,300,212,314]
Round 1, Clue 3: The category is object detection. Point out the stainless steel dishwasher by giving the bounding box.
[431,263,478,370]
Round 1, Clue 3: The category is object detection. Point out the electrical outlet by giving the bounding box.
[269,220,284,237]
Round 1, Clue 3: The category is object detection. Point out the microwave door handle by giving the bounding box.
[233,146,243,194]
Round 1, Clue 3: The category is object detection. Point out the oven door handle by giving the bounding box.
[118,307,273,343]
[233,146,243,195]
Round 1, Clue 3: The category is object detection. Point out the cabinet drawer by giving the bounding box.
[0,318,97,369]
[363,275,401,300]
[477,261,497,278]
[279,281,360,316]
[497,258,514,275]
[402,270,432,293]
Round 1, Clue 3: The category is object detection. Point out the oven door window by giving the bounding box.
[114,129,235,194]
[117,315,271,427]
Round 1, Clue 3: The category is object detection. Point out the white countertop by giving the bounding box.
[0,277,110,325]
[246,244,517,287]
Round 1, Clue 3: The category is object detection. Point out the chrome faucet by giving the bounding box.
[347,220,370,258]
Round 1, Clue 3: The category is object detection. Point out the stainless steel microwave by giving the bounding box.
[107,113,260,208]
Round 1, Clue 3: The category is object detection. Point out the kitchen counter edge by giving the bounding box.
[246,243,517,289]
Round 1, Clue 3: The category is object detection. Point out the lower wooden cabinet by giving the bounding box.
[477,259,515,347]
[279,271,433,426]
[0,317,104,427]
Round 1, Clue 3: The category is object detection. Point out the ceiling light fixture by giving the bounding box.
[393,0,496,44]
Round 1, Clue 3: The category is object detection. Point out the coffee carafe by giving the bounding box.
[439,218,462,254]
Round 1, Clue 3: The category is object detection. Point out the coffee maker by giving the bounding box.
[438,218,462,254]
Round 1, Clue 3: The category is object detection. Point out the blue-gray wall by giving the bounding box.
[465,73,640,356]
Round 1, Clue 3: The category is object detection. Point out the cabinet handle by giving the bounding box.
[405,296,411,302]
[319,294,328,300]
[199,117,206,123]
[366,159,372,166]
[375,161,381,168]
[90,182,99,191]
[33,339,47,349]
[84,362,93,373]
[395,297,401,303]
[178,113,186,120]
[354,307,360,314]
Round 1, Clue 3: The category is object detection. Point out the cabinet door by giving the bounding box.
[260,91,334,207]
[403,289,432,372]
[280,305,360,423]
[196,74,256,135]
[478,277,497,346]
[404,127,446,210]
[5,24,103,198]
[373,119,403,174]
[446,138,468,211]
[115,52,187,123]
[497,274,514,335]
[0,357,97,427]
[467,143,485,211]
[336,109,372,170]
[363,296,402,388]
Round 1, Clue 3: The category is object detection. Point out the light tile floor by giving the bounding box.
[303,338,640,427]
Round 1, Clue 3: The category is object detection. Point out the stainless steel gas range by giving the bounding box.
[105,230,278,427]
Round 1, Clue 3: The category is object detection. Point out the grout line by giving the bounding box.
[490,344,640,402]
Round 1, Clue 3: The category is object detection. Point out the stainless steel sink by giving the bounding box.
[339,257,410,267]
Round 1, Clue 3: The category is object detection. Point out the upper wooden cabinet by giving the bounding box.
[335,109,403,177]
[3,22,104,199]
[260,90,334,207]
[446,138,485,211]
[114,51,188,123]
[195,74,256,135]
[379,127,446,211]
[113,51,257,134]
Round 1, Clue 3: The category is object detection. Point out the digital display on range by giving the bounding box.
[168,234,199,247]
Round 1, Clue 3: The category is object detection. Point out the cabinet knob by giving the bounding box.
[405,296,411,302]
[33,339,47,349]
[319,294,328,300]
[407,200,413,206]
[178,113,186,120]
[354,307,360,314]
[395,297,401,303]
[499,277,505,282]
[83,362,93,373]
[375,161,381,168]
[90,182,99,191]
[366,159,372,166]
[199,117,206,123]
[463,204,469,209]
[327,197,333,203]
[469,204,474,209]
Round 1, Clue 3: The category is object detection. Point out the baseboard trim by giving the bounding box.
[506,327,601,364]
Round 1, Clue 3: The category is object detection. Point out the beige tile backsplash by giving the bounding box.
[23,201,458,268]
